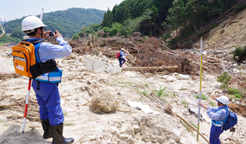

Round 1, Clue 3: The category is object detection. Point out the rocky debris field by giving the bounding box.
[0,44,246,144]
[0,8,246,144]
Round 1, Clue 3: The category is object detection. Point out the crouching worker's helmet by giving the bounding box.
[216,96,229,105]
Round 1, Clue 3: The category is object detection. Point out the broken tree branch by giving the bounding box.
[0,23,5,38]
[165,104,209,143]
[180,120,194,134]
[176,113,210,143]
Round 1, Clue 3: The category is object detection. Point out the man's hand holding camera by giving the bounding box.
[44,30,62,39]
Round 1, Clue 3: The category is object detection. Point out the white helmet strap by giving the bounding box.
[36,28,43,37]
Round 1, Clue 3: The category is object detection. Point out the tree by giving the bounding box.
[72,34,80,41]
[167,0,185,30]
[140,9,154,36]
[101,9,114,28]
[112,4,118,22]
[10,27,25,39]
[109,22,122,36]
[122,7,131,22]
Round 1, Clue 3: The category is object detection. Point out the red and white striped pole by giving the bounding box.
[22,79,32,133]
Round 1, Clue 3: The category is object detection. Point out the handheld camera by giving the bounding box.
[49,31,57,36]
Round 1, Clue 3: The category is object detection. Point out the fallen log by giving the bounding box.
[145,71,170,76]
[164,105,210,143]
[122,66,178,71]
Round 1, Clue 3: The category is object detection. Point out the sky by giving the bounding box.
[0,0,124,22]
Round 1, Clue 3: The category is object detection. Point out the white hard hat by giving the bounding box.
[121,48,125,51]
[215,96,229,105]
[21,16,47,31]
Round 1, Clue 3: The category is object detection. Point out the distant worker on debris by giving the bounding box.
[21,16,74,144]
[199,96,230,144]
[116,48,129,67]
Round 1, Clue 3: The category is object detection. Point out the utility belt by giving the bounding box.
[30,59,58,79]
[212,122,222,127]
[35,69,63,90]
[35,69,63,83]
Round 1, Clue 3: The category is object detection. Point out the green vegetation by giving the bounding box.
[3,0,242,46]
[141,91,148,97]
[117,81,132,88]
[2,8,105,40]
[182,121,197,133]
[230,45,246,63]
[73,0,239,48]
[144,83,149,88]
[64,112,68,116]
[234,94,242,98]
[182,100,188,108]
[228,87,240,95]
[134,88,140,92]
[235,3,246,11]
[117,81,132,85]
[182,124,191,132]
[154,86,166,97]
[190,122,197,129]
[64,122,75,126]
[227,87,242,98]
[0,32,22,43]
[217,72,231,89]
[195,94,208,100]
[217,72,245,100]
[209,101,216,107]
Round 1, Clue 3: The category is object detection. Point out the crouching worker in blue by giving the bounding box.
[21,16,74,144]
[199,96,230,144]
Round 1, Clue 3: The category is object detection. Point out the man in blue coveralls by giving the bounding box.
[199,96,230,144]
[21,16,74,144]
[118,48,128,67]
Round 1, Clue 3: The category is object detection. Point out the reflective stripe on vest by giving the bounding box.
[35,69,62,83]
[33,42,62,83]
[212,107,229,127]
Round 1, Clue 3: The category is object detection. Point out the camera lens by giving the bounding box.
[49,32,54,36]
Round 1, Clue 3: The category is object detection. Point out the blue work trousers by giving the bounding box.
[32,80,64,126]
[209,124,224,144]
[118,58,126,67]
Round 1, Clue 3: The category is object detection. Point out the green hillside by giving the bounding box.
[75,0,246,49]
[2,8,105,39]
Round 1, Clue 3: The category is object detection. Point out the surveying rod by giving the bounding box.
[21,79,32,133]
[197,37,203,141]
[22,8,44,133]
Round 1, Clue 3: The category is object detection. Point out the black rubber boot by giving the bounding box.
[41,119,52,139]
[51,124,74,144]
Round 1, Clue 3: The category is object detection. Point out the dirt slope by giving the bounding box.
[202,9,246,50]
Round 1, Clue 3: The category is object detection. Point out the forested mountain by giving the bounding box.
[101,0,240,38]
[2,8,105,40]
[75,0,246,48]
